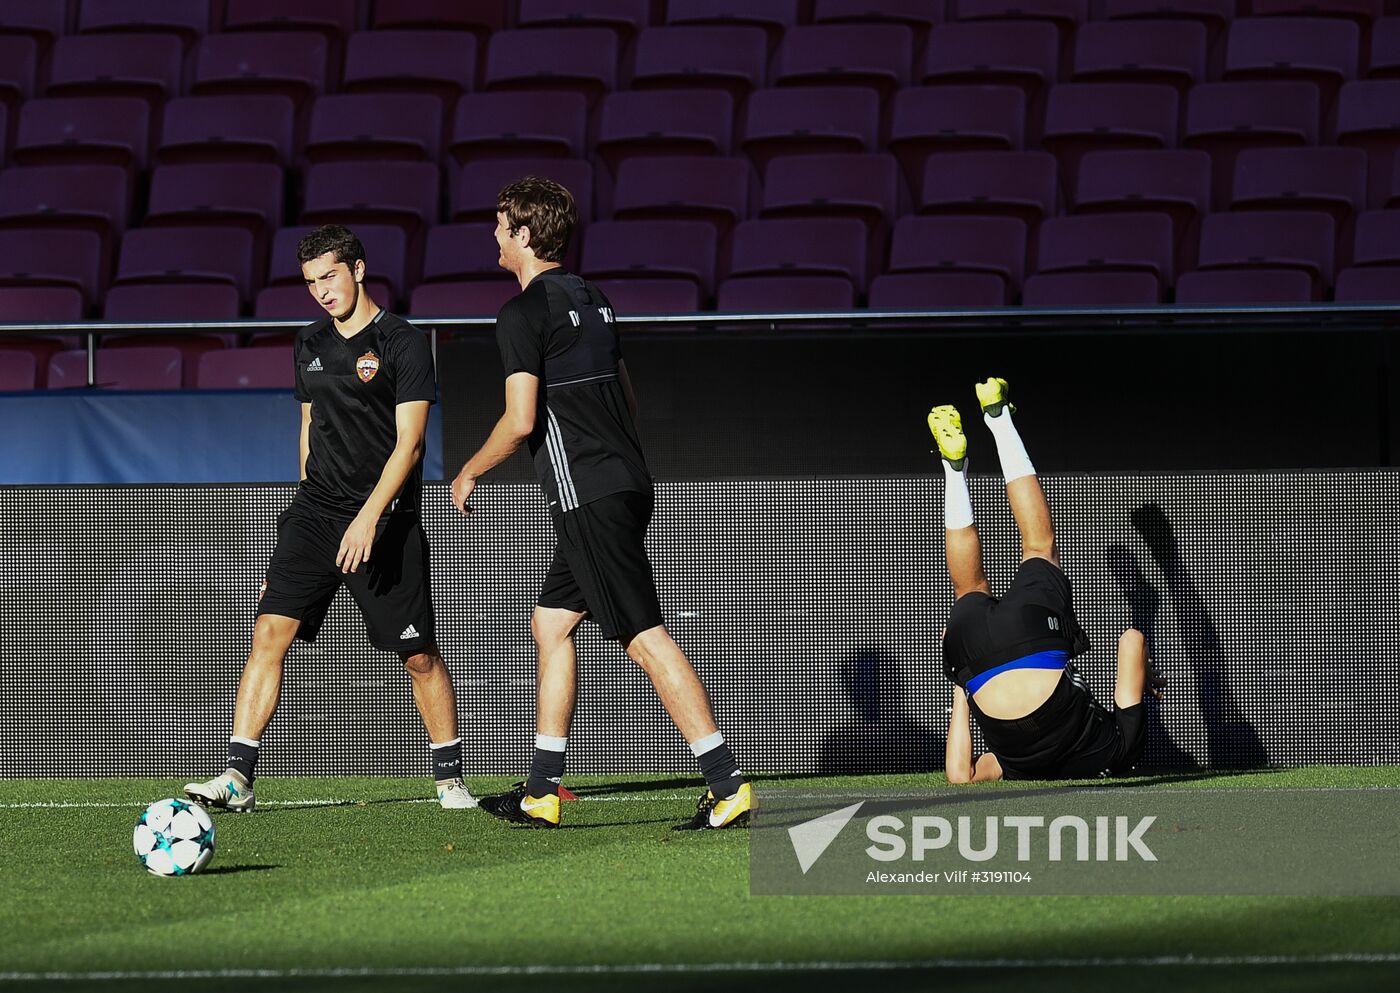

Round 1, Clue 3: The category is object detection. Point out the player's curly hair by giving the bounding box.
[296,224,366,269]
[497,177,577,264]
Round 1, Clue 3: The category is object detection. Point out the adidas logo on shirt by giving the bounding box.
[400,624,419,640]
[306,357,323,372]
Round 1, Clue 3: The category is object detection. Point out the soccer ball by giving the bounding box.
[133,798,216,876]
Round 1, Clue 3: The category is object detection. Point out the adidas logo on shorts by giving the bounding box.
[400,624,419,640]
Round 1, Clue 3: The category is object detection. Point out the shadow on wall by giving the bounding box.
[1107,503,1268,769]
[817,648,940,774]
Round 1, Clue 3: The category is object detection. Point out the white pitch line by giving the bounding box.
[1,952,1398,983]
[0,795,694,810]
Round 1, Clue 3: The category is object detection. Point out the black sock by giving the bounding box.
[228,737,259,784]
[694,734,746,799]
[526,734,567,797]
[431,738,463,782]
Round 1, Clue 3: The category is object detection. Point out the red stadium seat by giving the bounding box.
[254,284,328,319]
[421,223,501,283]
[887,215,1028,296]
[0,349,39,391]
[102,331,231,390]
[0,36,39,112]
[371,0,506,39]
[921,20,1058,98]
[1336,81,1400,208]
[0,1,68,53]
[594,90,733,172]
[159,95,296,166]
[1021,271,1161,305]
[1072,21,1207,92]
[197,346,296,390]
[1334,265,1400,301]
[1174,268,1315,304]
[1184,81,1320,209]
[1373,18,1400,79]
[452,158,594,224]
[1074,149,1212,270]
[340,31,476,104]
[0,285,84,321]
[267,224,407,307]
[0,229,105,308]
[774,24,912,99]
[516,0,651,46]
[953,0,1087,32]
[1247,1,1381,27]
[1101,0,1234,67]
[868,272,1011,308]
[48,346,184,391]
[115,227,257,307]
[450,92,587,163]
[305,94,443,163]
[46,34,182,107]
[192,32,328,110]
[408,280,519,317]
[742,87,880,175]
[630,26,768,99]
[103,283,241,322]
[1196,210,1335,297]
[611,156,754,236]
[759,153,903,241]
[665,0,796,50]
[16,97,150,170]
[1351,209,1400,267]
[301,161,441,246]
[812,0,943,46]
[1040,84,1179,193]
[727,217,869,292]
[223,0,357,45]
[589,278,702,314]
[0,164,130,245]
[145,163,285,260]
[888,86,1025,188]
[581,220,718,296]
[1036,213,1176,292]
[716,275,855,312]
[483,28,618,106]
[77,0,211,47]
[917,151,1060,228]
[1231,148,1368,237]
[1223,17,1359,108]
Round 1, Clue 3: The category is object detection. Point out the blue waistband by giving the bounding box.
[966,649,1069,695]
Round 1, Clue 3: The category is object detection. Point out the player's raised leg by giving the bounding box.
[929,404,990,599]
[977,378,1056,566]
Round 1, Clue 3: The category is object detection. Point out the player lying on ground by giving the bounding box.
[929,378,1154,783]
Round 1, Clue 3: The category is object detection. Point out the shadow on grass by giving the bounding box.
[199,864,281,875]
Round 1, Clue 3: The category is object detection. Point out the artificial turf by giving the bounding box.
[2,767,1397,993]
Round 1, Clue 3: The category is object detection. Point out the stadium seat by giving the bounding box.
[1392,155,1400,208]
[268,224,407,308]
[811,0,943,46]
[1336,81,1400,208]
[594,90,733,172]
[0,0,68,54]
[1071,20,1207,92]
[1223,17,1359,108]
[222,0,357,46]
[868,271,1010,308]
[923,21,1057,103]
[46,34,183,107]
[611,156,754,236]
[192,32,328,110]
[0,164,130,249]
[340,30,476,104]
[0,36,39,113]
[305,94,443,163]
[1035,213,1176,293]
[665,0,796,50]
[1040,84,1179,193]
[144,163,284,260]
[0,349,38,391]
[1351,210,1400,267]
[774,24,912,99]
[589,278,702,315]
[1334,265,1400,301]
[1174,268,1315,304]
[952,0,1087,33]
[630,26,769,99]
[1247,1,1381,27]
[103,283,241,323]
[48,346,183,391]
[0,229,104,308]
[0,328,69,388]
[516,0,651,45]
[1021,271,1162,305]
[371,0,506,39]
[101,329,231,391]
[420,223,502,284]
[917,151,1060,228]
[159,95,296,166]
[483,28,618,106]
[581,220,718,296]
[887,86,1025,188]
[1230,148,1368,240]
[76,0,211,47]
[1074,149,1212,270]
[1195,210,1336,297]
[759,153,903,235]
[449,92,587,163]
[1373,18,1400,79]
[1101,0,1234,57]
[15,97,151,170]
[302,161,441,246]
[727,217,870,292]
[408,279,519,318]
[254,284,329,319]
[115,227,257,307]
[196,346,295,390]
[716,275,855,312]
[886,215,1028,297]
[1184,81,1320,210]
[742,87,879,175]
[0,285,84,322]
[452,158,594,225]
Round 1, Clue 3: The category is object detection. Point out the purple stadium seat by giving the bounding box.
[917,151,1060,228]
[48,346,183,391]
[0,1,68,53]
[887,215,1028,296]
[611,156,754,236]
[716,275,855,312]
[1223,17,1359,107]
[1174,268,1314,304]
[1074,149,1212,269]
[0,36,39,112]
[483,29,618,106]
[341,31,476,104]
[1102,0,1235,64]
[759,153,903,233]
[1036,213,1176,293]
[1072,21,1207,92]
[594,90,733,172]
[197,346,296,389]
[589,278,702,314]
[774,24,912,99]
[1196,210,1335,296]
[0,229,104,307]
[516,0,651,45]
[665,0,797,50]
[192,32,328,110]
[1021,271,1162,305]
[888,86,1024,188]
[953,0,1087,32]
[1352,210,1400,266]
[103,283,241,322]
[727,217,870,292]
[223,0,357,45]
[1248,1,1381,26]
[0,349,38,391]
[450,92,587,163]
[305,94,442,163]
[581,220,718,295]
[116,227,256,306]
[630,26,769,99]
[922,21,1058,101]
[1334,265,1400,301]
[742,88,879,174]
[0,285,84,322]
[1184,81,1320,209]
[811,0,942,48]
[159,95,295,166]
[16,97,150,170]
[408,280,518,317]
[77,0,211,47]
[254,284,328,319]
[1336,81,1400,208]
[144,163,284,257]
[102,330,230,390]
[421,223,502,283]
[0,164,130,245]
[46,34,182,106]
[1231,148,1368,240]
[452,158,594,225]
[0,331,67,388]
[268,224,406,306]
[302,161,441,245]
[371,0,506,39]
[1041,84,1178,193]
[868,272,1010,308]
[1392,155,1400,207]
[1373,18,1400,79]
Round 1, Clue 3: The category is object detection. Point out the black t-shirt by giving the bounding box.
[495,270,651,512]
[970,673,1109,779]
[293,309,436,518]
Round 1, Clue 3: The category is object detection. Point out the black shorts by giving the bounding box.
[1049,697,1148,779]
[538,489,664,645]
[257,497,436,654]
[944,557,1090,689]
[980,674,1148,780]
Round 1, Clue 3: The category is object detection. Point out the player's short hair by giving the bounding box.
[497,177,577,264]
[296,224,366,270]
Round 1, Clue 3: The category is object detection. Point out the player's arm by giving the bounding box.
[335,399,431,573]
[618,359,639,419]
[945,686,1004,784]
[298,403,311,481]
[450,372,538,513]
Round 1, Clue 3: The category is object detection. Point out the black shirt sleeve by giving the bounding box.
[391,326,437,406]
[294,332,311,403]
[495,285,550,379]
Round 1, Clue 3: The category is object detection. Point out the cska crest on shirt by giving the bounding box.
[356,350,380,383]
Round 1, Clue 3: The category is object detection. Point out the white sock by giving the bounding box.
[689,730,724,756]
[943,460,974,530]
[534,734,568,753]
[984,410,1036,483]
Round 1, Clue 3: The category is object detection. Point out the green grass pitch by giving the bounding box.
[2,768,1398,993]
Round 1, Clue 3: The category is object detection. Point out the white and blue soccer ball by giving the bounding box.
[133,798,216,876]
